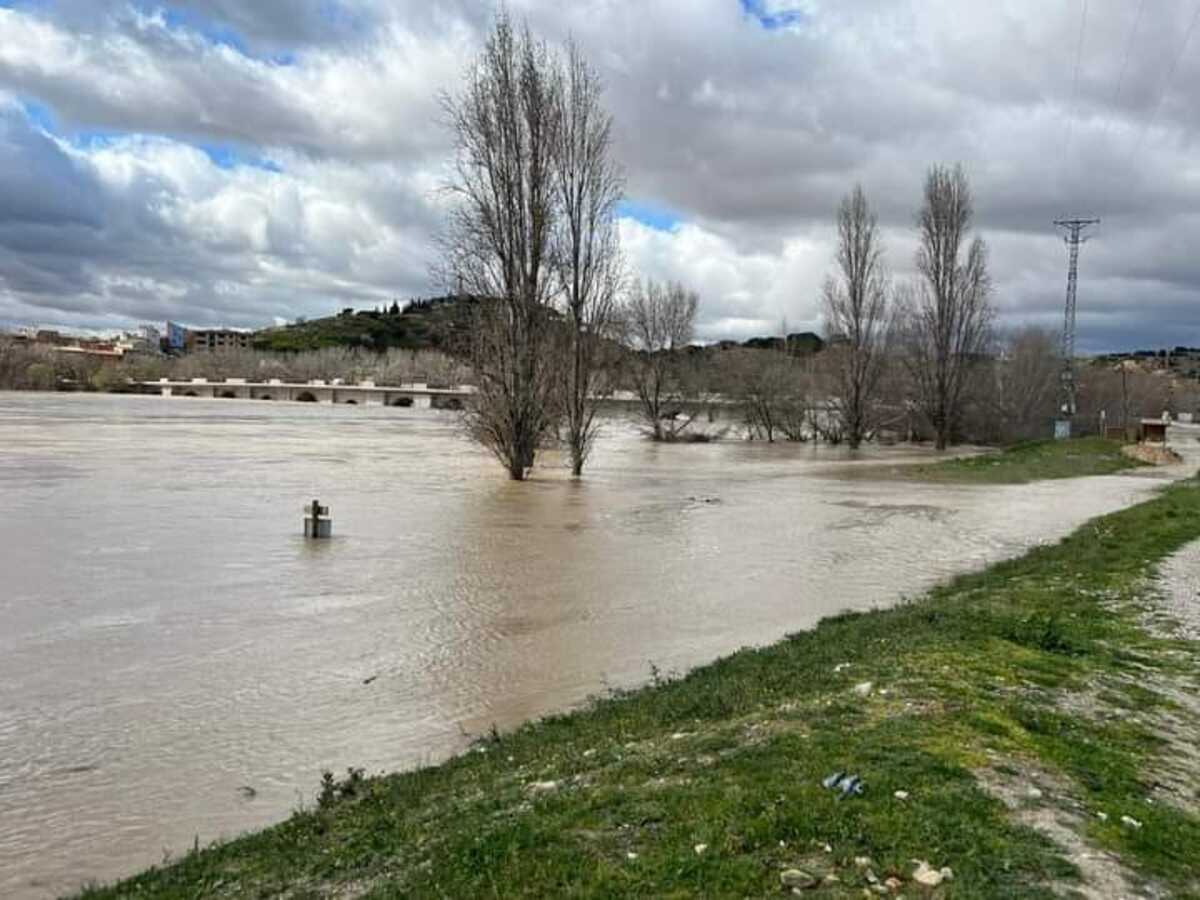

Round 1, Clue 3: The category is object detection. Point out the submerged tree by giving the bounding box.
[442,15,624,479]
[734,349,810,443]
[443,14,560,480]
[552,39,624,477]
[822,185,891,450]
[622,279,699,441]
[899,164,994,450]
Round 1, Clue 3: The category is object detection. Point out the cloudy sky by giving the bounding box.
[0,0,1196,351]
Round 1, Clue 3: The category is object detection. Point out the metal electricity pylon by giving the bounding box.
[1053,217,1100,438]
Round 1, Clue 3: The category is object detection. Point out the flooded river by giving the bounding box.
[0,393,1179,897]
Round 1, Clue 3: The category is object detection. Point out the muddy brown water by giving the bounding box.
[0,393,1182,898]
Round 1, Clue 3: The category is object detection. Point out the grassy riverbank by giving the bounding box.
[909,436,1146,484]
[82,479,1200,899]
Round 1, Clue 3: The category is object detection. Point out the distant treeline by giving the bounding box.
[0,342,472,392]
[2,331,1196,446]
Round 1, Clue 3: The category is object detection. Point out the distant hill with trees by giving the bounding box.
[253,296,478,353]
[253,295,829,361]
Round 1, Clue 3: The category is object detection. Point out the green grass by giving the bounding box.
[909,437,1145,484]
[80,479,1200,899]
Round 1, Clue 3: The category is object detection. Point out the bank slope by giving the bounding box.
[908,437,1147,484]
[81,479,1200,899]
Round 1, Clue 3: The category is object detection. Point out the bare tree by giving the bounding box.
[442,14,560,480]
[822,185,891,449]
[1078,362,1170,437]
[900,164,994,450]
[622,279,699,441]
[733,349,810,442]
[987,326,1060,442]
[552,39,624,476]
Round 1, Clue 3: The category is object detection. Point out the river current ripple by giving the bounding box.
[0,393,1181,898]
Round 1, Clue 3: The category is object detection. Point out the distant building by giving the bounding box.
[35,329,68,346]
[115,326,162,355]
[166,321,188,351]
[186,328,253,353]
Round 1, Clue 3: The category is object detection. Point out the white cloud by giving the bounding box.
[0,0,1196,350]
[620,218,831,340]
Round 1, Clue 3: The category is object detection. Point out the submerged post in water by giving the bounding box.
[304,499,332,538]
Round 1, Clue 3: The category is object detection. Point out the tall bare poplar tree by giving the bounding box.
[822,185,890,449]
[444,14,559,480]
[900,164,994,450]
[552,39,623,476]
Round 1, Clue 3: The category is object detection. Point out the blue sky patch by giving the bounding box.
[20,99,56,132]
[618,199,682,232]
[197,142,283,173]
[133,3,298,65]
[739,0,810,30]
[157,5,249,54]
[71,128,135,149]
[17,87,282,176]
[62,124,284,175]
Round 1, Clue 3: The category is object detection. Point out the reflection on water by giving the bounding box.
[0,393,1174,898]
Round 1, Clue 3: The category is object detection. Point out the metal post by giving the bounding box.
[1053,217,1100,438]
[305,499,331,538]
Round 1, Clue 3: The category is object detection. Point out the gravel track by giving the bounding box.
[1157,539,1200,640]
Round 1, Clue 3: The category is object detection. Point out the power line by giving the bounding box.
[1134,0,1200,153]
[1064,0,1090,151]
[1061,0,1090,207]
[1108,0,1146,119]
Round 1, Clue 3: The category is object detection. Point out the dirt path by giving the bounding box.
[1156,538,1200,640]
[969,530,1200,900]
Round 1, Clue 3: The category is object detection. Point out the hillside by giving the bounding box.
[253,297,827,359]
[253,297,477,353]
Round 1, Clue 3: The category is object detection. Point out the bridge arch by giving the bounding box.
[296,391,318,403]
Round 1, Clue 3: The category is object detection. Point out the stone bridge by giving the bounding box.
[146,378,474,409]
